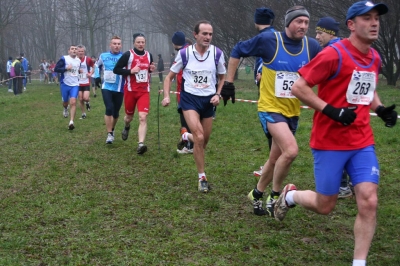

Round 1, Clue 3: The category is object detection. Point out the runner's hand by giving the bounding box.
[376,104,397,127]
[221,82,235,106]
[322,104,357,126]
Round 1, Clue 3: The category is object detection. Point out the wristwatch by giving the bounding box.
[214,93,221,98]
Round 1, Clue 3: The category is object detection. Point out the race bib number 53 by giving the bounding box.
[275,71,299,98]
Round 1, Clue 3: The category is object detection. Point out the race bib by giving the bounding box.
[104,70,116,83]
[274,71,299,98]
[69,67,79,77]
[189,70,212,89]
[135,69,148,83]
[346,70,376,105]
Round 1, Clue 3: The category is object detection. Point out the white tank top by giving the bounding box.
[63,55,81,86]
[181,45,225,96]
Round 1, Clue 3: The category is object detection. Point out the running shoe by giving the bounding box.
[266,194,278,217]
[253,166,263,177]
[274,184,297,221]
[122,126,130,141]
[94,94,97,98]
[177,127,188,150]
[63,108,69,118]
[86,102,91,111]
[68,121,75,130]
[176,147,193,154]
[198,176,209,193]
[349,181,355,195]
[247,190,266,216]
[338,186,353,199]
[81,113,87,119]
[106,133,114,144]
[137,144,148,155]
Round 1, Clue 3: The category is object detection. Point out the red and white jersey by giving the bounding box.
[124,49,151,92]
[79,56,94,86]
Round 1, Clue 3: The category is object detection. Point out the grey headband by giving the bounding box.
[285,8,310,27]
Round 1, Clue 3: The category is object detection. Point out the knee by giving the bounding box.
[358,193,378,215]
[138,113,147,123]
[317,201,336,215]
[283,147,298,162]
[125,115,133,123]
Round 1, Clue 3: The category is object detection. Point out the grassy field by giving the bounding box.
[0,72,399,265]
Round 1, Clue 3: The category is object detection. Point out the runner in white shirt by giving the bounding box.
[162,20,226,192]
[54,45,82,130]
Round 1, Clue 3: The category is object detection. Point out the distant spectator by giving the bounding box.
[12,56,24,95]
[20,52,29,90]
[6,56,13,92]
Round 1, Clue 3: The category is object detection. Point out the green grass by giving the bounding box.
[0,74,399,265]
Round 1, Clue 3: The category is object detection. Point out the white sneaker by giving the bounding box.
[253,166,263,177]
[8,89,12,92]
[106,133,114,144]
[24,87,26,91]
[68,121,75,130]
[176,147,193,154]
[63,108,69,118]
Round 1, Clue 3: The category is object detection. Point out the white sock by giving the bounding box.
[182,132,189,141]
[198,173,206,180]
[352,259,366,266]
[285,191,296,206]
[69,120,73,124]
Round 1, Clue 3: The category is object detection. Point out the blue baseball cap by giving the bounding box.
[346,1,388,25]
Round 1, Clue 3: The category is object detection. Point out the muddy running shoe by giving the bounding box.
[266,194,278,217]
[137,143,147,155]
[68,121,75,130]
[177,127,188,150]
[86,102,91,111]
[122,126,130,141]
[81,113,87,119]
[106,133,114,144]
[198,176,209,193]
[176,147,193,154]
[247,190,266,216]
[63,108,69,118]
[338,186,353,199]
[274,184,297,221]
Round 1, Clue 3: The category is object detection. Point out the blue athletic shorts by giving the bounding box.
[180,90,214,119]
[60,83,79,102]
[312,145,379,196]
[258,112,299,139]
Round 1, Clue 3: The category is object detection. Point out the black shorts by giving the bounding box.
[79,85,90,92]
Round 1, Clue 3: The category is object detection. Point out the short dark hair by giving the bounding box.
[194,20,212,34]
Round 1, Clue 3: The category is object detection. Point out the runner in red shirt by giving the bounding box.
[113,33,156,154]
[276,2,397,265]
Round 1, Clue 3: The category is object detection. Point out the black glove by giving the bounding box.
[376,104,397,127]
[221,81,235,106]
[95,77,101,88]
[322,104,357,126]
